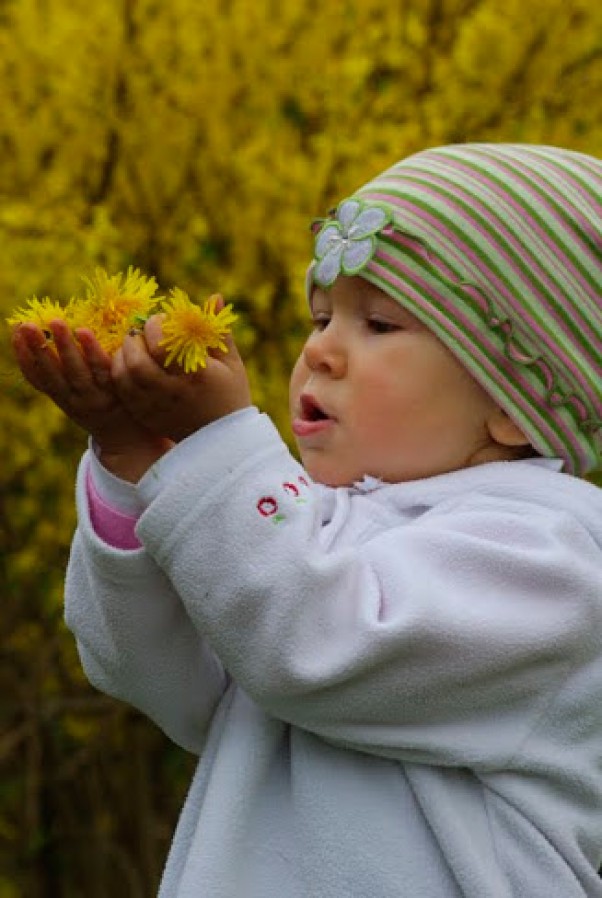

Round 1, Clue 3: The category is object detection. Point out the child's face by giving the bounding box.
[289,275,507,486]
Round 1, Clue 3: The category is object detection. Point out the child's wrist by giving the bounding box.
[98,437,173,483]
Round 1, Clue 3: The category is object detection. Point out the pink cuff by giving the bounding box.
[86,468,142,550]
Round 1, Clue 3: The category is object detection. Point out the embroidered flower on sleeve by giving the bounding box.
[312,199,392,288]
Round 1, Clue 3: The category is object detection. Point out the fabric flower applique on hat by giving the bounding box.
[312,198,392,288]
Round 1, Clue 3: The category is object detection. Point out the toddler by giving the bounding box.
[12,143,602,897]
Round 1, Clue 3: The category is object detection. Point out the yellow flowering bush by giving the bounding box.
[1,0,601,892]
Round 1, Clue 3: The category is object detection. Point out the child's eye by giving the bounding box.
[311,315,330,331]
[367,319,400,334]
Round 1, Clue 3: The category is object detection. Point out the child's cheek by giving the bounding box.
[289,355,308,412]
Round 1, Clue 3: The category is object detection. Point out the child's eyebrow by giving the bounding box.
[362,294,419,324]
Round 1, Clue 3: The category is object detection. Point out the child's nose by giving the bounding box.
[302,324,347,377]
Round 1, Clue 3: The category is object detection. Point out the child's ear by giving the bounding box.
[486,408,531,448]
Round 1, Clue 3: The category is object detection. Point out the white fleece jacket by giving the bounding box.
[65,411,602,897]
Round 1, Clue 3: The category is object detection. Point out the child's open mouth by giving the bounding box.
[292,395,334,438]
[300,395,330,421]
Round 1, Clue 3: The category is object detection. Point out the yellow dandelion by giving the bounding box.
[78,266,161,353]
[63,296,93,332]
[6,296,69,332]
[159,289,237,373]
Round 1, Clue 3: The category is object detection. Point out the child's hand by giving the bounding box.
[11,320,173,479]
[111,314,252,442]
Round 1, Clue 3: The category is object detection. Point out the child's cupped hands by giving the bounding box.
[11,318,168,451]
[11,293,252,479]
[112,311,252,443]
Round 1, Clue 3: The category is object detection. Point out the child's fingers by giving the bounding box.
[110,344,133,388]
[142,315,169,367]
[120,330,165,377]
[112,335,180,423]
[111,342,148,417]
[52,321,122,408]
[48,319,94,391]
[112,332,166,405]
[75,328,113,390]
[11,323,69,398]
[208,331,244,370]
[208,295,231,362]
[204,294,243,369]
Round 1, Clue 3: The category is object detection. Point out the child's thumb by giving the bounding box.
[209,294,243,367]
[143,313,168,363]
[211,330,243,368]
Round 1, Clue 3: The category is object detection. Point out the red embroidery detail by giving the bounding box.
[257,496,278,517]
[298,476,309,487]
[283,481,299,497]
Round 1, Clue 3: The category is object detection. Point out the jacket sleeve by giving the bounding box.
[136,418,602,768]
[64,455,229,754]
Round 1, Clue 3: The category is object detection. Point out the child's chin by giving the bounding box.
[301,460,356,488]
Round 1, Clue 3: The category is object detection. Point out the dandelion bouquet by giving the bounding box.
[7,267,237,373]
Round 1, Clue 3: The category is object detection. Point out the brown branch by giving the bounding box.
[87,0,136,207]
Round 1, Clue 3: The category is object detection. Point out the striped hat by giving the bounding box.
[310,143,602,475]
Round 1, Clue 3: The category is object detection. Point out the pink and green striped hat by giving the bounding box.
[310,143,602,475]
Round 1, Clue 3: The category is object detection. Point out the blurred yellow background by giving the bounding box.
[1,0,601,893]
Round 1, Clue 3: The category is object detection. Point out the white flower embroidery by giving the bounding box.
[313,199,391,287]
